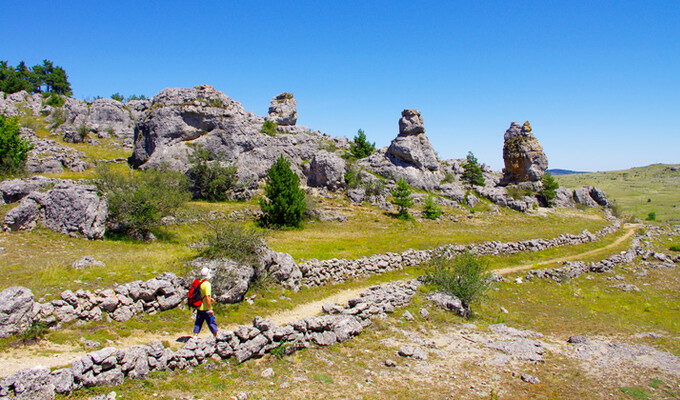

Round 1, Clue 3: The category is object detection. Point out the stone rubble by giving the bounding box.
[20,128,91,174]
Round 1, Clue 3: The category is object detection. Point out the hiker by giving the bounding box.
[192,267,218,337]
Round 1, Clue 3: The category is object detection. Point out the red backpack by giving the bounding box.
[187,279,206,308]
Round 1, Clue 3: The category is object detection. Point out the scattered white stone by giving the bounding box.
[500,307,509,314]
[419,308,430,319]
[385,359,397,367]
[521,373,540,385]
[402,310,415,321]
[514,277,523,284]
[261,367,274,378]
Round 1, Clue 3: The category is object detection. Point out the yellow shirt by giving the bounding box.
[199,280,212,311]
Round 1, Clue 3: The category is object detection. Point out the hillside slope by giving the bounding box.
[556,163,680,222]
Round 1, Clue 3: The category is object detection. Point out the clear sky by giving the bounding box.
[2,1,679,171]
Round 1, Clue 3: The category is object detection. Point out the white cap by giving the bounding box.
[200,267,212,280]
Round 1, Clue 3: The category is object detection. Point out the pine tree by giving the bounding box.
[259,155,306,228]
[349,129,375,159]
[461,152,485,187]
[539,172,559,207]
[391,177,413,220]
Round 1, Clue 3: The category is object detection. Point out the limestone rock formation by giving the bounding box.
[386,109,439,171]
[20,128,91,174]
[502,122,548,183]
[129,86,329,192]
[305,151,346,191]
[187,258,255,303]
[56,97,137,139]
[0,287,35,338]
[265,93,297,126]
[0,176,56,205]
[2,181,108,239]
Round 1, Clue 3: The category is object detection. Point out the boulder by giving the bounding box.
[589,186,610,207]
[39,182,108,239]
[386,109,439,171]
[19,128,90,174]
[0,176,56,204]
[4,366,55,400]
[258,248,302,292]
[265,93,297,126]
[552,187,575,208]
[0,286,35,338]
[187,258,255,303]
[2,196,40,231]
[501,122,548,183]
[573,186,598,207]
[305,151,346,191]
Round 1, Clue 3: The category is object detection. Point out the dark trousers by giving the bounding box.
[194,310,218,335]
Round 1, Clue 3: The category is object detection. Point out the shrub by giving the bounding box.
[349,129,375,159]
[363,178,386,197]
[539,172,559,207]
[461,151,485,187]
[259,155,306,229]
[506,186,534,201]
[95,165,191,239]
[344,160,363,189]
[440,172,456,184]
[186,143,238,201]
[260,120,278,136]
[646,211,656,221]
[0,115,33,178]
[77,123,89,141]
[423,194,443,220]
[424,251,492,318]
[202,219,265,264]
[390,177,413,220]
[668,244,680,252]
[45,93,65,108]
[127,94,147,101]
[111,92,124,102]
[50,108,66,127]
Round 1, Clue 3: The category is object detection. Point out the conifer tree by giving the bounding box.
[461,151,485,187]
[391,177,413,220]
[259,155,306,228]
[349,129,375,159]
[539,172,559,207]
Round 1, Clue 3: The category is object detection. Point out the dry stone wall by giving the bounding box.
[299,220,621,287]
[0,280,420,398]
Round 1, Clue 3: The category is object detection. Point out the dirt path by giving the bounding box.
[0,225,638,377]
[494,225,637,276]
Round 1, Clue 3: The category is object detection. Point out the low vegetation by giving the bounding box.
[348,128,375,159]
[260,120,278,136]
[0,115,33,178]
[201,219,265,264]
[390,177,413,220]
[185,143,238,201]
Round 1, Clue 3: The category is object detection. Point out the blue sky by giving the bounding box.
[2,1,679,171]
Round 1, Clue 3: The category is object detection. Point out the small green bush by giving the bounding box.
[390,177,413,220]
[95,165,191,239]
[202,219,265,264]
[259,155,306,229]
[260,120,278,136]
[344,160,363,189]
[111,92,124,102]
[186,143,238,201]
[440,172,456,184]
[77,123,89,141]
[349,129,375,159]
[539,172,559,206]
[0,115,33,178]
[424,252,492,318]
[45,93,65,108]
[506,186,534,201]
[21,320,52,344]
[50,108,67,127]
[668,244,680,252]
[646,211,656,221]
[363,178,385,197]
[423,194,443,220]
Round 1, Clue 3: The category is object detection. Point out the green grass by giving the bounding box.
[556,163,680,223]
[268,200,610,261]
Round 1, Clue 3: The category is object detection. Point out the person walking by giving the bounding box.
[193,267,218,338]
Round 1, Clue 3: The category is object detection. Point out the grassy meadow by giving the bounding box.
[556,164,680,223]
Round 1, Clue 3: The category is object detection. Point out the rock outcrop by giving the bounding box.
[265,93,297,126]
[0,287,35,338]
[502,121,548,183]
[305,151,346,191]
[20,128,91,174]
[386,109,439,171]
[2,181,108,240]
[56,97,138,139]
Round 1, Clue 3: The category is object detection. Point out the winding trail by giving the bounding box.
[0,225,638,378]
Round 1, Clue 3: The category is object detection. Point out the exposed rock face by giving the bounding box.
[386,109,439,171]
[265,93,297,126]
[57,97,137,139]
[129,86,328,191]
[0,176,56,205]
[502,122,548,183]
[20,128,91,174]
[0,287,35,338]
[305,151,346,191]
[0,90,47,117]
[2,181,108,239]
